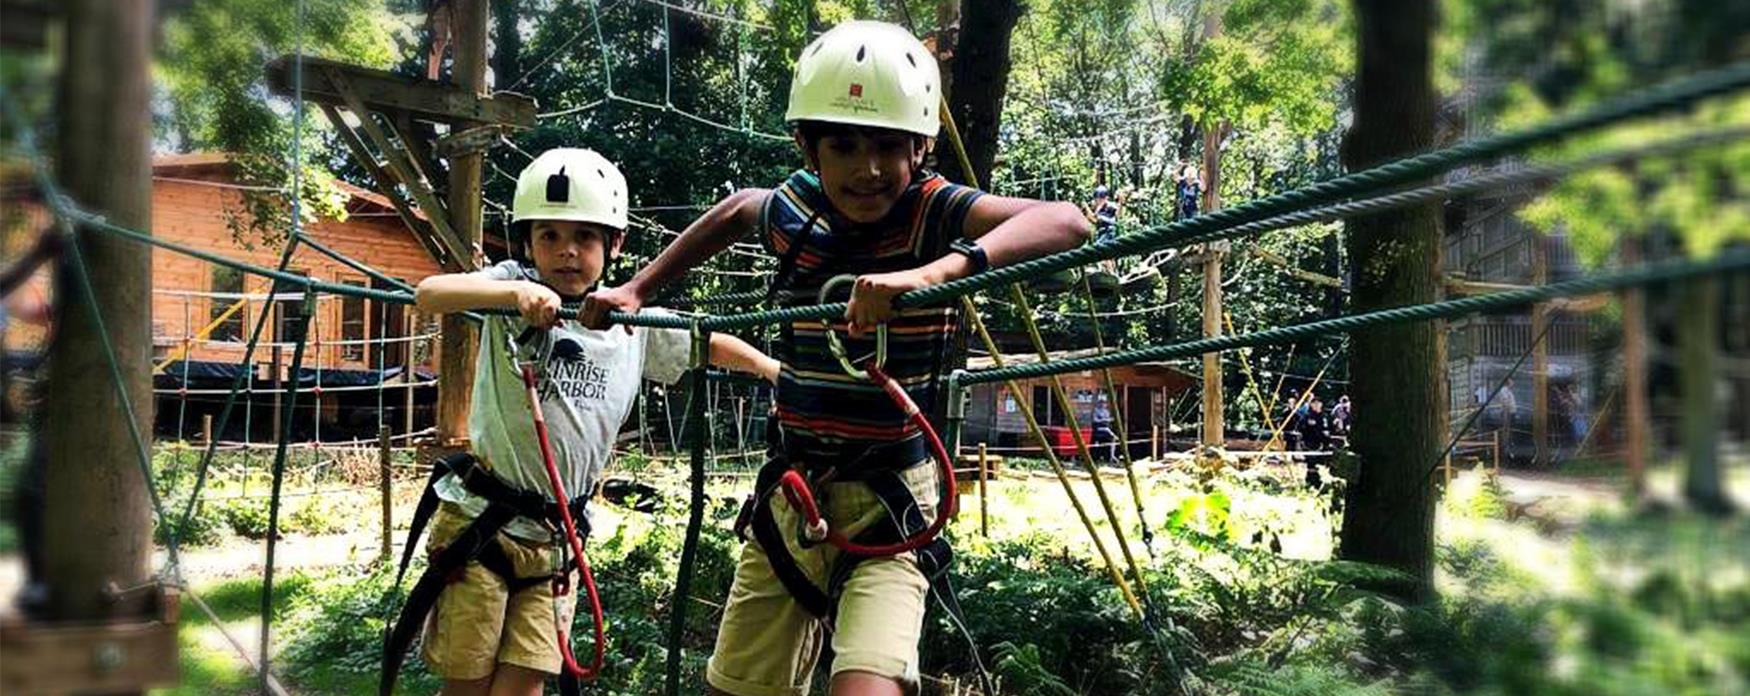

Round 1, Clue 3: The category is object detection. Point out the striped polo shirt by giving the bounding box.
[761,169,983,467]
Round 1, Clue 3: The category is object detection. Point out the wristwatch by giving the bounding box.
[948,238,989,274]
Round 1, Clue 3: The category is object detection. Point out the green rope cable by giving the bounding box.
[261,11,306,688]
[61,222,181,572]
[294,233,485,322]
[1078,271,1155,552]
[259,291,317,690]
[170,236,303,554]
[665,325,711,696]
[961,248,1750,386]
[602,61,1750,330]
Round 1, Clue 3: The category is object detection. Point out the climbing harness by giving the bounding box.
[728,274,990,692]
[773,275,956,554]
[381,327,605,696]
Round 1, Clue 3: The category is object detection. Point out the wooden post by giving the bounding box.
[435,0,488,446]
[404,311,417,436]
[202,414,214,445]
[1198,13,1227,449]
[379,426,393,567]
[1531,237,1550,467]
[1620,238,1649,496]
[978,443,991,538]
[1151,424,1161,462]
[36,0,157,669]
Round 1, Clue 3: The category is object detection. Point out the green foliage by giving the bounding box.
[219,497,273,539]
[157,0,397,246]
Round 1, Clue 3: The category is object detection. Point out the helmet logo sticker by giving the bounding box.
[546,167,570,204]
[849,83,863,98]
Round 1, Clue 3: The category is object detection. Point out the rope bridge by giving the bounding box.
[7,49,1750,696]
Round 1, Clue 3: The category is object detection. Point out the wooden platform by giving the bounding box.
[0,584,181,695]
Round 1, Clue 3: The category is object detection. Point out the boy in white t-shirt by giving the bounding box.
[385,148,777,696]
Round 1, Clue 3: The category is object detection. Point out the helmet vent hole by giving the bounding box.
[811,43,823,57]
[925,84,932,93]
[906,52,917,67]
[597,168,606,178]
[855,45,866,62]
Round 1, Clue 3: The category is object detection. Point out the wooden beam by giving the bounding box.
[434,124,508,158]
[1250,246,1345,289]
[0,617,180,694]
[265,54,535,127]
[318,104,458,270]
[322,66,476,271]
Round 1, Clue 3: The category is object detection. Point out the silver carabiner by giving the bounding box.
[819,274,887,381]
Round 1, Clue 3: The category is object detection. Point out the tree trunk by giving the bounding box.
[938,0,1022,187]
[41,0,155,634]
[1337,0,1443,602]
[491,0,522,89]
[1679,276,1731,514]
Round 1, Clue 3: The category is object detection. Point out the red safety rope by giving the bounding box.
[519,364,606,681]
[774,362,958,556]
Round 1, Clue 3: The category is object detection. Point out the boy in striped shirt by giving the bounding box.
[582,20,1089,696]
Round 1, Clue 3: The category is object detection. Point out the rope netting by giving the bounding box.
[6,10,1750,690]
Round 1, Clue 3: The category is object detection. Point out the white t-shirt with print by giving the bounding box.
[435,260,690,541]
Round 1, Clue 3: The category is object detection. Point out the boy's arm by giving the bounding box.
[709,333,781,384]
[415,272,562,327]
[581,188,769,331]
[843,194,1090,336]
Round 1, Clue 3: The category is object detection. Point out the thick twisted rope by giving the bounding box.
[604,61,1750,331]
[960,248,1750,385]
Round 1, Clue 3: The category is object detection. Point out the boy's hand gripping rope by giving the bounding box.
[776,275,958,555]
[515,344,607,681]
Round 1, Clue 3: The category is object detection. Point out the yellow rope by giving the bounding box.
[154,295,252,374]
[938,99,1147,617]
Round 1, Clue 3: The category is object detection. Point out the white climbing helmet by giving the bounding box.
[511,148,628,231]
[785,20,941,137]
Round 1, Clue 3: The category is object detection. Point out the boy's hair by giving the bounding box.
[507,219,622,262]
[794,120,930,157]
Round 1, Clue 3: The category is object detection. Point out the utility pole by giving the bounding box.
[436,0,488,446]
[1199,11,1228,448]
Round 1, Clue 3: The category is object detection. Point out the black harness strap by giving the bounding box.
[737,454,991,691]
[382,453,591,696]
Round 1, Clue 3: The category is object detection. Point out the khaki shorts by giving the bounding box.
[706,462,940,696]
[420,503,578,680]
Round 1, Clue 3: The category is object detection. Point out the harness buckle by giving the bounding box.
[819,274,887,380]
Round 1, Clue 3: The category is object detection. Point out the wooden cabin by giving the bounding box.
[960,349,1198,458]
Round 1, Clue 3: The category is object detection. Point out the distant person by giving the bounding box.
[1175,162,1202,219]
[1297,397,1332,487]
[1091,396,1118,461]
[1331,394,1351,441]
[1558,384,1587,446]
[1495,377,1518,449]
[1084,185,1123,273]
